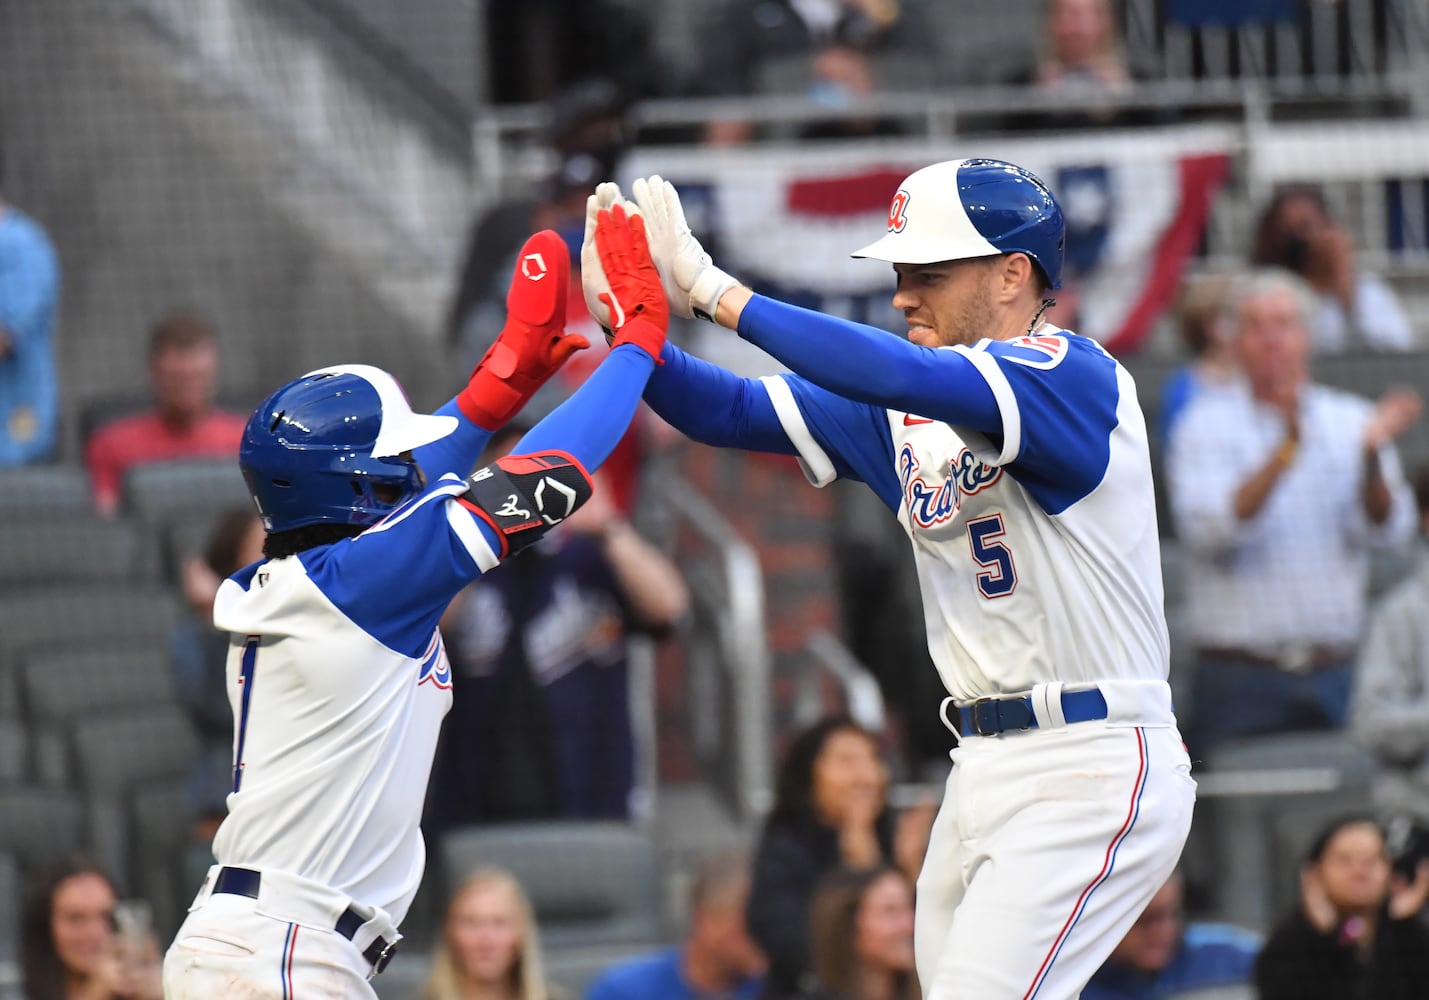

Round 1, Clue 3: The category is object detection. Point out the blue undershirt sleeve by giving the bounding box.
[735,294,1002,433]
[412,398,494,481]
[509,343,654,472]
[644,343,901,512]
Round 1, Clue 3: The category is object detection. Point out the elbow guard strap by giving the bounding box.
[457,450,594,559]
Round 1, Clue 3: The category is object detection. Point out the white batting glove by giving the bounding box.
[630,175,739,322]
[581,181,632,336]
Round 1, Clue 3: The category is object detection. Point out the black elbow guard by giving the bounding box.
[459,450,594,558]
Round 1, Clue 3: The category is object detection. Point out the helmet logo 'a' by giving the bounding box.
[888,190,910,233]
[521,252,549,281]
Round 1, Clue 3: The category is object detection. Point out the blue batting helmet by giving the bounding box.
[239,364,458,533]
[851,158,1065,289]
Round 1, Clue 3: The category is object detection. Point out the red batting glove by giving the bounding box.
[595,204,668,362]
[457,230,590,430]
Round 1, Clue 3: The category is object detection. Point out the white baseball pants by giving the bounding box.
[164,867,396,999]
[915,719,1196,1000]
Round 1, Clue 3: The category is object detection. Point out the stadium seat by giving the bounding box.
[0,851,18,964]
[0,787,85,873]
[0,719,27,784]
[0,585,178,716]
[371,952,432,1000]
[71,708,198,892]
[1201,732,1377,931]
[130,779,197,943]
[439,822,664,949]
[0,513,150,591]
[19,644,177,787]
[120,457,250,525]
[0,465,92,515]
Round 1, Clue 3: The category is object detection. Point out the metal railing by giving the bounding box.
[652,475,773,823]
[796,628,888,735]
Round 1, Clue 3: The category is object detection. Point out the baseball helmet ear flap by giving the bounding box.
[851,158,1065,290]
[240,365,457,533]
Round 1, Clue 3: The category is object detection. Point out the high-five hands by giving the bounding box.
[593,202,668,362]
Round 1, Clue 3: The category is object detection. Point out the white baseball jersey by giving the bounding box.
[210,476,499,926]
[759,327,1168,704]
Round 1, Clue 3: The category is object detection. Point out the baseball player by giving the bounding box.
[163,208,667,999]
[583,162,1196,1000]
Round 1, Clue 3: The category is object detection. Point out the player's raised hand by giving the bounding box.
[595,202,668,362]
[457,229,590,431]
[630,175,740,322]
[581,181,625,336]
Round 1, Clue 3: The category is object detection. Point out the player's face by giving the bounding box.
[811,729,887,826]
[50,873,117,979]
[854,872,916,973]
[445,881,525,986]
[1108,875,1183,973]
[1316,823,1391,914]
[891,259,999,349]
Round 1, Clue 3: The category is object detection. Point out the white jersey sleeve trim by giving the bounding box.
[759,375,837,488]
[446,501,501,573]
[959,348,1022,467]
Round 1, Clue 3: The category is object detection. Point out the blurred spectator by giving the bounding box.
[20,859,164,1000]
[585,851,766,1000]
[1351,465,1429,826]
[170,507,265,840]
[1004,0,1168,130]
[1080,870,1259,1000]
[486,2,658,104]
[802,865,917,1000]
[84,313,246,515]
[0,192,60,465]
[447,78,628,359]
[1168,270,1419,757]
[697,0,934,144]
[1255,815,1429,1000]
[426,415,688,829]
[419,867,557,1000]
[1156,273,1238,449]
[1251,186,1414,352]
[747,717,931,999]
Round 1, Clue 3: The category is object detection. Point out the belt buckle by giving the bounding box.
[969,697,997,737]
[368,939,398,979]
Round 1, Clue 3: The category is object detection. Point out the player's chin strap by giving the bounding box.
[1028,297,1056,335]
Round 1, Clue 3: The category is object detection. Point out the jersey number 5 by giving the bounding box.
[967,514,1017,599]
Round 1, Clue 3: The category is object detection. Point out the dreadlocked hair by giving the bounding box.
[263,523,365,559]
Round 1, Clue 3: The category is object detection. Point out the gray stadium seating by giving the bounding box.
[120,457,250,525]
[439,822,664,950]
[0,585,178,715]
[0,513,151,590]
[130,779,197,943]
[0,719,27,784]
[371,952,431,1000]
[0,464,92,515]
[71,707,197,892]
[1201,732,1378,931]
[0,851,18,964]
[19,643,176,787]
[0,787,85,872]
